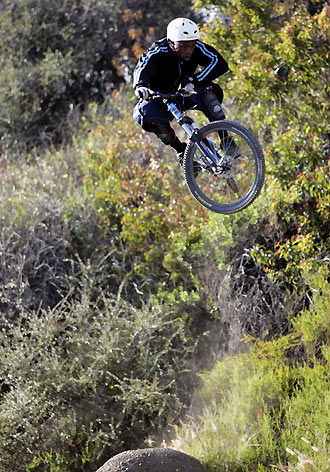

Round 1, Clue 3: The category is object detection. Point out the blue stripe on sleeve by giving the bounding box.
[134,46,168,86]
[195,42,218,81]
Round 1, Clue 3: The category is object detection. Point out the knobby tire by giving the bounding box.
[183,120,265,214]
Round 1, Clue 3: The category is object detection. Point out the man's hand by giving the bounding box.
[135,86,153,100]
[180,76,196,96]
[181,83,195,96]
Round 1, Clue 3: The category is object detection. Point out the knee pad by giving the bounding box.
[145,121,176,146]
[202,88,226,121]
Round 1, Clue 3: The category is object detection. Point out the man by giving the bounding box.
[133,18,232,166]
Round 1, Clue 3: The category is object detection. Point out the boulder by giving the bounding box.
[96,448,207,472]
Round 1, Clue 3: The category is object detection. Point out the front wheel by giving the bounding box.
[183,120,265,214]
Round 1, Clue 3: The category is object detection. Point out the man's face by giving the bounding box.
[172,40,197,61]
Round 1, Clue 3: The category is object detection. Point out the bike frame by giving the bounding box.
[160,94,225,173]
[146,91,265,214]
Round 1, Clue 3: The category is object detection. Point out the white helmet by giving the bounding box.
[167,18,200,42]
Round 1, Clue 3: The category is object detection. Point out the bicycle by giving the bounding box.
[149,89,265,214]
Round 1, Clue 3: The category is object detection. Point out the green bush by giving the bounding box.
[194,0,330,326]
[170,343,330,471]
[0,276,194,471]
[0,0,197,153]
[169,267,330,471]
[0,93,218,471]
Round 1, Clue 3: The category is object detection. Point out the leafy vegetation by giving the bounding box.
[167,0,330,470]
[0,0,330,471]
[0,0,197,153]
[1,281,194,471]
[0,93,228,471]
[171,269,330,471]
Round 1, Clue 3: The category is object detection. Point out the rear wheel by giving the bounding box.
[183,120,265,214]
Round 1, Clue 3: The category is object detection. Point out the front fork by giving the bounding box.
[184,122,224,173]
[166,101,223,173]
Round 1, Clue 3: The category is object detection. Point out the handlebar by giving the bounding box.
[148,91,182,102]
[148,89,196,102]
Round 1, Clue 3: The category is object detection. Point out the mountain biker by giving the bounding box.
[133,17,232,166]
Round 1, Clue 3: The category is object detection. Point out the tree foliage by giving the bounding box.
[195,0,330,306]
[0,93,222,471]
[0,0,196,153]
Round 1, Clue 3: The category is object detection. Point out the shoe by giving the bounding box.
[177,152,201,177]
[177,151,184,168]
[222,137,241,158]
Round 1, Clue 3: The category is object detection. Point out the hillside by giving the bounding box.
[0,0,330,471]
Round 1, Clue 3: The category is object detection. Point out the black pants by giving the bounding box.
[142,83,226,152]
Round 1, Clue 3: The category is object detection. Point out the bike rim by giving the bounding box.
[186,125,261,210]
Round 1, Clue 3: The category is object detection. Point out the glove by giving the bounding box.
[135,86,153,101]
[180,76,195,96]
[181,82,195,96]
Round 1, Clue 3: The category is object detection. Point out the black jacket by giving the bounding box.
[133,38,229,93]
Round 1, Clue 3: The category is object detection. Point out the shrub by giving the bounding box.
[0,275,194,471]
[169,270,330,471]
[0,0,197,153]
[0,92,209,471]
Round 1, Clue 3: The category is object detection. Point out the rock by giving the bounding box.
[95,448,207,472]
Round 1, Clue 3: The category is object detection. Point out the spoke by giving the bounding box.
[190,127,257,205]
[224,180,235,202]
[184,121,265,214]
